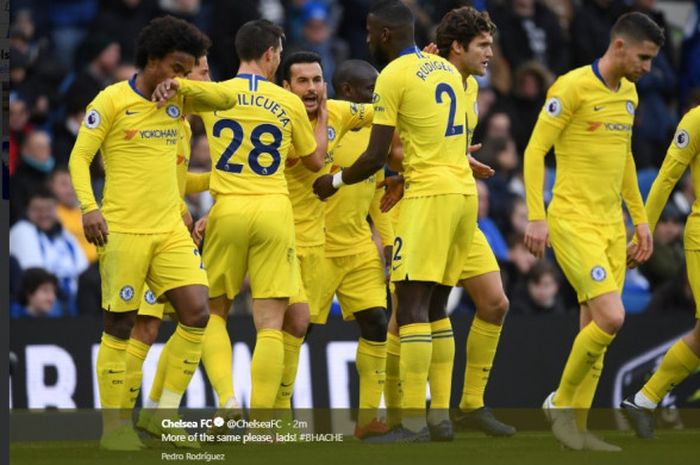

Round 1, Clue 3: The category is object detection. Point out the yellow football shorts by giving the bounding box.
[687,249,700,319]
[391,194,477,286]
[137,287,176,319]
[459,226,500,281]
[204,194,299,301]
[548,215,626,303]
[99,225,207,312]
[289,245,325,318]
[313,247,388,324]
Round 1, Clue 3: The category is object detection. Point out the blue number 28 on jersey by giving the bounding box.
[213,119,283,176]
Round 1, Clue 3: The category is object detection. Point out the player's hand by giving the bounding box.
[318,83,328,121]
[182,210,194,232]
[422,42,438,55]
[379,175,404,212]
[152,78,180,108]
[313,174,337,200]
[192,213,208,247]
[524,220,550,259]
[82,210,109,246]
[468,154,495,179]
[626,223,653,268]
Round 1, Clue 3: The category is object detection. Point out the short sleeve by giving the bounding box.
[372,67,402,127]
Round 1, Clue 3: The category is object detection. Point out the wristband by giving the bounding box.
[332,171,345,189]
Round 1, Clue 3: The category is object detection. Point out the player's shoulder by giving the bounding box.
[673,105,700,151]
[551,65,591,91]
[91,80,130,105]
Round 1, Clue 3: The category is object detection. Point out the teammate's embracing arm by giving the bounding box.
[523,76,577,258]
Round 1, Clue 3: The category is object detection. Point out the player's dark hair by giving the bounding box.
[332,59,377,93]
[436,6,497,58]
[281,51,323,83]
[369,0,414,28]
[135,15,211,69]
[611,12,664,47]
[235,19,285,62]
[17,268,58,307]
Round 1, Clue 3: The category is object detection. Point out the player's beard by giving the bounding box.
[371,46,391,69]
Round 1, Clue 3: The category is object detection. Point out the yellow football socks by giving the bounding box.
[160,324,206,409]
[146,337,171,407]
[571,350,604,431]
[384,332,402,427]
[642,339,700,405]
[274,332,304,409]
[428,318,454,413]
[356,338,387,427]
[399,322,432,428]
[119,338,150,419]
[460,317,502,411]
[554,321,614,407]
[201,314,235,408]
[96,332,128,433]
[250,329,284,409]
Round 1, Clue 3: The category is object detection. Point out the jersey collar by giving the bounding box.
[592,59,620,92]
[236,73,267,91]
[398,45,423,58]
[128,74,151,101]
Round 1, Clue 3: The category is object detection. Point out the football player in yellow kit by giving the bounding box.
[621,105,700,439]
[273,51,375,413]
[69,16,236,451]
[317,59,396,439]
[524,12,663,451]
[159,20,320,413]
[315,0,476,441]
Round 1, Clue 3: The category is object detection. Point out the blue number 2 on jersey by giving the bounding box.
[435,83,464,137]
[214,119,283,176]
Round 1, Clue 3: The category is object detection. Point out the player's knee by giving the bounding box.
[477,293,509,324]
[599,311,624,334]
[179,301,210,328]
[356,308,388,342]
[283,308,310,338]
[104,311,136,340]
[132,317,160,345]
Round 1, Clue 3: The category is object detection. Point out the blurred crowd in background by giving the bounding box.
[8,0,700,319]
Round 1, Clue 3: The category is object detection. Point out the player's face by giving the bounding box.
[286,62,324,115]
[367,14,390,67]
[152,51,196,83]
[463,32,493,77]
[348,73,377,104]
[188,55,210,82]
[619,39,659,82]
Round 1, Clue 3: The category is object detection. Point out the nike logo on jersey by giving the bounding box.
[130,387,140,393]
[593,106,604,111]
[280,382,294,388]
[125,110,139,115]
[183,359,199,365]
[108,369,125,374]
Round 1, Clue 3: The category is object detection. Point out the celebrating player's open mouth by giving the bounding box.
[302,92,319,111]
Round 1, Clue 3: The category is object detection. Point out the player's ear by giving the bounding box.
[451,40,463,55]
[381,26,391,44]
[282,79,291,90]
[341,82,352,98]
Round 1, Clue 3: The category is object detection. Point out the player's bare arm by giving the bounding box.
[313,124,394,200]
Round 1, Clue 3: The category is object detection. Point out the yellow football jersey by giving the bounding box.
[325,126,393,257]
[373,46,472,199]
[69,76,236,233]
[524,61,645,224]
[645,106,700,249]
[176,117,192,215]
[285,99,374,247]
[200,74,317,198]
[465,75,479,148]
